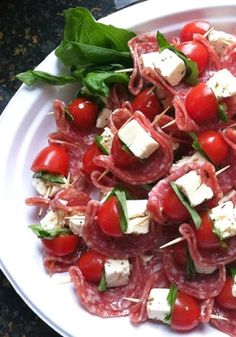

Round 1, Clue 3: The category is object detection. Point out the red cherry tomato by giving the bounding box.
[97,196,123,237]
[162,186,190,222]
[77,250,107,283]
[173,241,188,267]
[177,41,208,74]
[111,134,140,168]
[67,98,98,129]
[194,211,220,249]
[198,130,229,166]
[42,234,79,257]
[131,89,162,122]
[185,83,218,124]
[82,143,103,176]
[180,21,210,41]
[31,144,69,176]
[171,291,200,331]
[216,277,236,310]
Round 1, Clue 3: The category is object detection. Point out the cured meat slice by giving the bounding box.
[211,303,236,336]
[50,188,90,212]
[69,257,145,317]
[180,223,236,266]
[25,196,50,207]
[94,111,173,185]
[221,42,236,76]
[162,248,226,299]
[147,160,222,224]
[200,298,214,324]
[82,200,161,259]
[43,251,81,274]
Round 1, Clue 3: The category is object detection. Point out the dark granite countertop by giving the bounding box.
[0,1,144,336]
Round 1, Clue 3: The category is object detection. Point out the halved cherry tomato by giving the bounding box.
[31,144,69,176]
[77,250,107,283]
[171,291,200,331]
[194,211,220,249]
[131,88,162,122]
[97,196,123,237]
[173,241,188,267]
[162,186,190,221]
[185,83,218,124]
[82,143,103,176]
[180,21,210,41]
[198,130,229,166]
[41,234,79,257]
[111,134,140,168]
[215,276,236,310]
[67,97,98,129]
[177,41,208,74]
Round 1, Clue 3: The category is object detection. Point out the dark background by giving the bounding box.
[0,1,144,336]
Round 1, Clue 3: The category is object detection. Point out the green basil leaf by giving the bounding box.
[157,31,198,86]
[33,171,66,184]
[218,103,229,122]
[212,224,228,248]
[188,132,212,163]
[164,285,178,324]
[186,252,196,280]
[29,224,70,239]
[95,135,109,155]
[16,70,78,86]
[170,182,202,228]
[230,267,236,278]
[97,272,107,292]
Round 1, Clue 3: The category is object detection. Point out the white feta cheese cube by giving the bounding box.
[172,152,207,170]
[147,288,171,322]
[68,214,85,236]
[104,259,130,288]
[32,177,66,197]
[140,49,186,86]
[208,29,236,56]
[194,261,217,275]
[125,200,149,234]
[175,170,214,207]
[99,127,114,154]
[207,69,236,99]
[40,210,65,230]
[209,201,236,240]
[96,107,112,128]
[232,276,236,297]
[118,119,159,159]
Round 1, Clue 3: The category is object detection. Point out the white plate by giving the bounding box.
[0,0,235,336]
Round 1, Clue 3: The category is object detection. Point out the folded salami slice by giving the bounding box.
[69,257,145,317]
[180,223,236,266]
[211,303,236,336]
[162,248,226,299]
[25,196,50,207]
[147,160,222,224]
[50,188,90,212]
[221,42,236,76]
[82,200,161,259]
[94,111,173,185]
[128,34,157,95]
[43,251,81,274]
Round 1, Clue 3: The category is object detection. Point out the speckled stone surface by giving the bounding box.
[0,0,144,336]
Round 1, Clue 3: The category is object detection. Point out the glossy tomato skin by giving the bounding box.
[198,131,229,166]
[31,144,69,176]
[195,211,220,249]
[216,277,236,310]
[82,143,103,176]
[42,234,79,257]
[162,186,190,222]
[78,250,107,283]
[111,134,140,168]
[177,41,208,74]
[67,98,98,129]
[131,89,162,122]
[180,21,210,41]
[97,196,123,237]
[171,291,200,331]
[185,83,218,124]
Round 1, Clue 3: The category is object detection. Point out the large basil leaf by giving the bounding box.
[29,224,70,239]
[33,171,66,184]
[16,70,78,86]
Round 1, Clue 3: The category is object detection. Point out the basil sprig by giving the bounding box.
[157,31,198,86]
[188,132,212,163]
[164,285,178,324]
[230,267,236,278]
[29,224,70,239]
[170,182,202,228]
[97,272,107,292]
[218,103,229,122]
[33,171,66,184]
[95,135,109,155]
[104,187,129,233]
[186,252,196,280]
